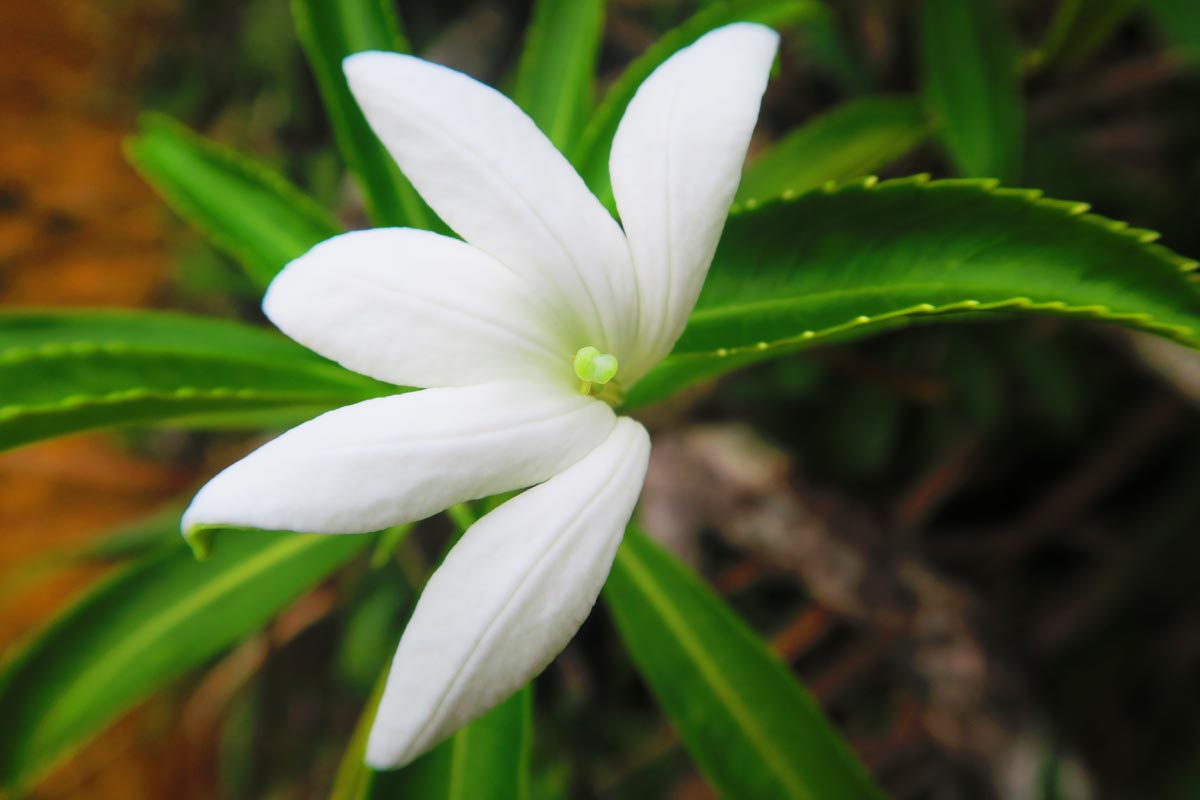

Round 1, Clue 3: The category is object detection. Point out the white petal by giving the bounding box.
[264,228,571,390]
[344,52,638,358]
[609,23,779,381]
[365,417,651,768]
[182,382,615,535]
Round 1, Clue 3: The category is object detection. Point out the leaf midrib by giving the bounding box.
[0,343,377,390]
[141,139,322,262]
[688,277,1179,324]
[691,280,953,322]
[28,535,333,763]
[616,542,814,800]
[0,387,358,417]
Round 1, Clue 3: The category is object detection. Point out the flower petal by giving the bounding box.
[365,417,651,768]
[182,382,615,535]
[343,52,638,358]
[609,23,779,381]
[264,228,571,390]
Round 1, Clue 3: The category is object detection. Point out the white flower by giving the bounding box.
[182,22,778,768]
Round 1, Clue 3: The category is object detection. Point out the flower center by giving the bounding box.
[572,346,619,397]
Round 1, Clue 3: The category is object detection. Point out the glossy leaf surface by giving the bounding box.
[921,0,1023,181]
[0,529,369,789]
[0,310,389,452]
[604,528,884,799]
[736,96,929,204]
[629,177,1200,406]
[513,0,605,151]
[127,114,341,289]
[291,0,434,229]
[573,0,821,204]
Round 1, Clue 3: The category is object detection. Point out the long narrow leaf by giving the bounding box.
[0,310,390,452]
[374,686,532,799]
[329,668,389,800]
[628,177,1200,406]
[0,529,369,790]
[332,683,532,800]
[793,9,869,93]
[513,0,606,151]
[604,528,884,799]
[291,0,434,229]
[126,113,341,289]
[921,0,1023,181]
[572,0,821,204]
[736,96,929,204]
[1037,0,1140,71]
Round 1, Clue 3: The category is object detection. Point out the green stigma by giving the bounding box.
[573,346,619,392]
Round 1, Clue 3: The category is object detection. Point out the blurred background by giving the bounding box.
[4,0,1200,797]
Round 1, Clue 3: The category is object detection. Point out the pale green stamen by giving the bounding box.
[572,346,619,395]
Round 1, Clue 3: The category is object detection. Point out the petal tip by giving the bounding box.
[342,50,417,91]
[364,721,425,772]
[702,21,781,58]
[341,49,389,76]
[179,496,203,536]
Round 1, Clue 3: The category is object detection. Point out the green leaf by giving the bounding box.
[604,528,884,799]
[1145,0,1200,59]
[329,665,390,800]
[69,505,186,563]
[736,96,930,204]
[333,683,533,800]
[331,510,529,800]
[335,579,408,695]
[921,0,1023,182]
[627,177,1200,407]
[292,0,435,229]
[572,0,821,204]
[0,310,390,452]
[1037,0,1140,71]
[513,0,606,152]
[126,114,341,289]
[0,529,369,790]
[378,686,532,799]
[793,9,870,94]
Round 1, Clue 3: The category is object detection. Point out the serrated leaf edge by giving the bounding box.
[0,386,356,422]
[699,174,1200,358]
[670,295,1198,367]
[730,174,1200,276]
[0,340,374,389]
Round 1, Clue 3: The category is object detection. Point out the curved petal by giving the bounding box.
[264,228,572,390]
[365,417,651,768]
[182,382,615,535]
[609,23,779,381]
[343,52,638,358]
